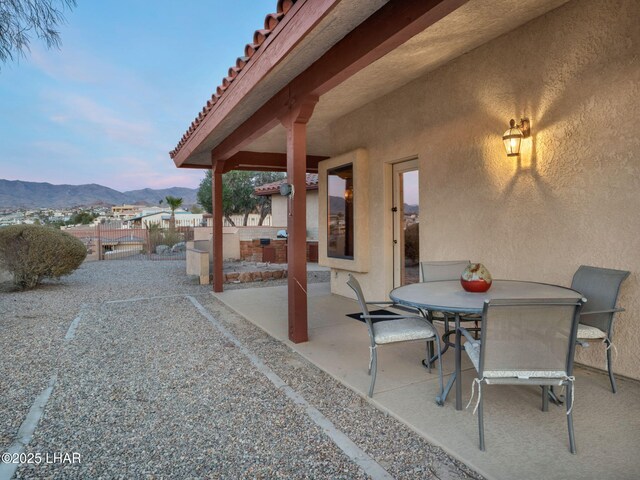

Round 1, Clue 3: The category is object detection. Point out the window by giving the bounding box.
[327,164,354,259]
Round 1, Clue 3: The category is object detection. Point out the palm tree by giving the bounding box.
[165,195,183,230]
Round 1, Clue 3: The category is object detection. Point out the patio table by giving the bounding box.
[389,280,582,410]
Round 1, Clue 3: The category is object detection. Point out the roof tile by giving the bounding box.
[170,0,299,160]
[254,173,318,195]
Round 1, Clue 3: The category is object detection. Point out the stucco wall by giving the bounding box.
[193,226,241,260]
[306,191,319,240]
[271,196,288,228]
[326,0,640,379]
[271,191,319,240]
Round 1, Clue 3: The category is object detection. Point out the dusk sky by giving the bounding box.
[0,0,267,191]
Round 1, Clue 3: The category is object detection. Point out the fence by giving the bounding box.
[221,214,272,227]
[64,221,195,261]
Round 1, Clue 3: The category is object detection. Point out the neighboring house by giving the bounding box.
[126,210,203,228]
[254,173,318,240]
[111,204,144,220]
[169,0,640,382]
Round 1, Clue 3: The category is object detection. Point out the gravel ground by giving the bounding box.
[2,260,481,479]
[0,261,209,451]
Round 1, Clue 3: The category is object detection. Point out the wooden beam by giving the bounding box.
[222,151,328,173]
[209,0,467,162]
[281,95,318,343]
[211,158,224,293]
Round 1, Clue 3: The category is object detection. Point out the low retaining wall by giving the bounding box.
[224,269,287,284]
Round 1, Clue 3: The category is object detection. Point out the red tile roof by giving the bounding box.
[254,173,318,196]
[169,0,298,160]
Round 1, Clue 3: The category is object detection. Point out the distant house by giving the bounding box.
[126,209,203,228]
[111,204,144,220]
[254,174,318,240]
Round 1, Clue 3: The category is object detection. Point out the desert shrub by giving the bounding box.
[404,223,419,264]
[0,225,87,289]
[146,223,182,249]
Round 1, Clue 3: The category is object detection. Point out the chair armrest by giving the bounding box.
[581,307,625,316]
[365,301,422,314]
[457,326,480,346]
[362,314,427,322]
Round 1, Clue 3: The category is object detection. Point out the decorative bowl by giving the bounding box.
[461,263,492,292]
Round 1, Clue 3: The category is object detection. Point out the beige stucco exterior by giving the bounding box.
[271,191,319,240]
[193,226,241,260]
[319,149,370,273]
[320,0,640,379]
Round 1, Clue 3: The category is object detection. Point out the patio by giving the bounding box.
[214,282,640,480]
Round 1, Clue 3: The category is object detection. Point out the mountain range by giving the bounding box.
[0,179,198,209]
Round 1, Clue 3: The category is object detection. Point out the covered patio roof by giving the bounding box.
[170,0,568,167]
[169,0,572,343]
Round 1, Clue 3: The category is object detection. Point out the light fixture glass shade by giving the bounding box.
[502,120,523,157]
[344,185,353,203]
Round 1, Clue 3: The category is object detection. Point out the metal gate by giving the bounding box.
[64,220,196,261]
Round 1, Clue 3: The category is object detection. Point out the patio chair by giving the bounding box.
[420,260,480,359]
[458,297,584,453]
[347,274,444,399]
[571,265,630,393]
[420,260,471,283]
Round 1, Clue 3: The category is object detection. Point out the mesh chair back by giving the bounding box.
[479,298,583,379]
[346,274,373,330]
[571,266,630,333]
[420,260,470,282]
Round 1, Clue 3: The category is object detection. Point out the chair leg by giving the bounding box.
[368,346,378,397]
[435,335,444,406]
[542,385,549,412]
[425,341,432,373]
[368,346,373,375]
[606,341,617,393]
[566,382,576,454]
[478,393,485,451]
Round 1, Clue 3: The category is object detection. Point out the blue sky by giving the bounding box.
[0,0,267,191]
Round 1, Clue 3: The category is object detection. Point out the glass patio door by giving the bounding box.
[392,159,420,288]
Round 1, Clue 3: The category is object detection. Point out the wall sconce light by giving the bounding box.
[502,118,530,157]
[344,185,353,204]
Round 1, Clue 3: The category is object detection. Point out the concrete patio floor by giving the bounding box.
[214,282,640,480]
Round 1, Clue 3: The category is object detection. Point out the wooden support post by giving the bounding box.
[212,159,224,292]
[280,96,318,343]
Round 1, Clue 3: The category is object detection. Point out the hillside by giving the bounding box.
[0,179,198,208]
[123,187,198,206]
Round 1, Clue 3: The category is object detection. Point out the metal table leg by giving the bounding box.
[455,313,462,410]
[433,313,463,409]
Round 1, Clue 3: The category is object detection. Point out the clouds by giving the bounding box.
[0,1,268,191]
[47,92,155,148]
[18,44,204,189]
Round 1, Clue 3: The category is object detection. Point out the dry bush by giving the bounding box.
[0,224,87,289]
